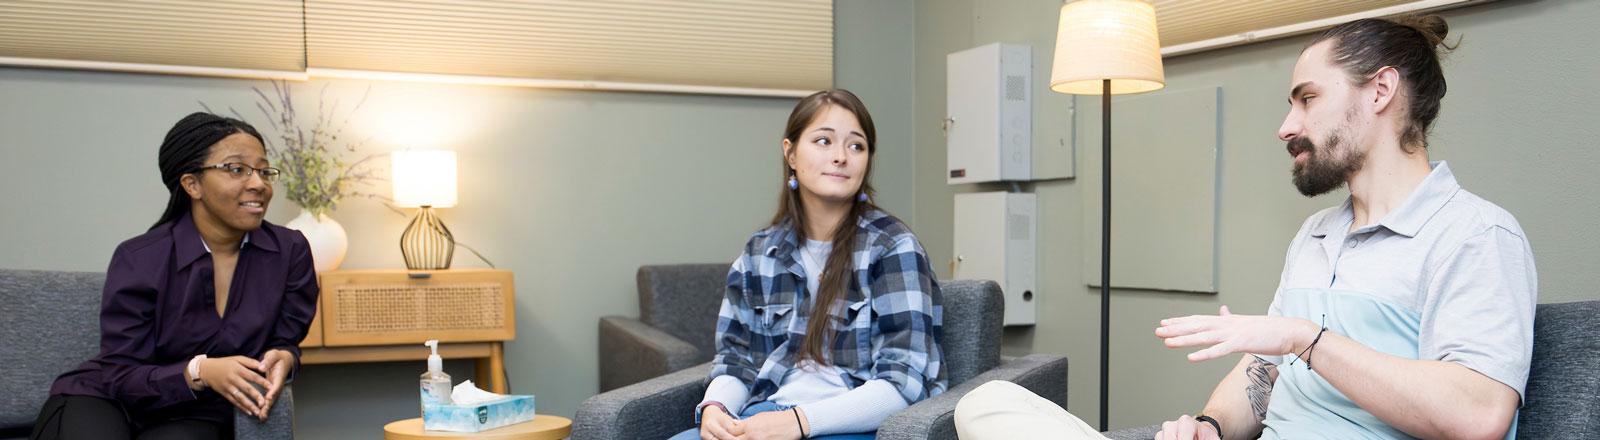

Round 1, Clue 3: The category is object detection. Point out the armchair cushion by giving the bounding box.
[636,264,728,357]
[1517,300,1600,438]
[599,316,703,391]
[235,386,295,440]
[935,280,1004,387]
[575,362,711,440]
[879,354,1068,440]
[0,270,103,430]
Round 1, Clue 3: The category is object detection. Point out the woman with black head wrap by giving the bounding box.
[30,112,319,440]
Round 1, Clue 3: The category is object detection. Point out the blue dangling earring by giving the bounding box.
[857,192,869,202]
[787,174,798,190]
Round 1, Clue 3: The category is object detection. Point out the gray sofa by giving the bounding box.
[1105,299,1600,439]
[0,269,293,440]
[575,274,1069,440]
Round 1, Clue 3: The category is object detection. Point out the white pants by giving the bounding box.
[954,380,1110,440]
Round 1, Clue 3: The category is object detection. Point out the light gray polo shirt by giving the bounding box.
[1260,161,1538,440]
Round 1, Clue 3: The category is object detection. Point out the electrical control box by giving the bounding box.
[953,192,1037,326]
[947,43,1032,184]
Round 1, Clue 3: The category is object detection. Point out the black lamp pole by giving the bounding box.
[1099,78,1112,432]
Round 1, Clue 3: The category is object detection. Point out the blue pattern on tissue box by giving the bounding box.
[423,395,536,432]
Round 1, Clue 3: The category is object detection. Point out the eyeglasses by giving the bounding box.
[198,162,281,183]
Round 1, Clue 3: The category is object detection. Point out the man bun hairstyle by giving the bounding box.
[1309,15,1456,151]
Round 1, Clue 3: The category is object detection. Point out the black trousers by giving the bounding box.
[29,395,226,440]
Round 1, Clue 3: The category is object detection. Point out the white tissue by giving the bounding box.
[450,380,506,405]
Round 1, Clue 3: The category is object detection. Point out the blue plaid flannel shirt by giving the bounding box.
[709,209,947,407]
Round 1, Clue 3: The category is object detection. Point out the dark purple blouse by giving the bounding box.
[49,213,319,426]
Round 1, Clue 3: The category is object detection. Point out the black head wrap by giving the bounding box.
[151,112,267,230]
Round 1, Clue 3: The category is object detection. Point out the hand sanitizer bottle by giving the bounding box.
[420,339,452,416]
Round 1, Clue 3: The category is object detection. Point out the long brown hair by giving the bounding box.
[1308,15,1454,151]
[774,89,877,364]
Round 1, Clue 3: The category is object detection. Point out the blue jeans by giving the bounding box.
[667,401,877,440]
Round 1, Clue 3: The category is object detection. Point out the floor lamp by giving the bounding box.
[1049,0,1165,431]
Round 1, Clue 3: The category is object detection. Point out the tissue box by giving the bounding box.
[422,395,536,432]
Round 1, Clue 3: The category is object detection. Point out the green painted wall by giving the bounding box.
[850,0,1600,430]
[836,0,917,220]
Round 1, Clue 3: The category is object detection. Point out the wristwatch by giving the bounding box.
[1195,414,1223,439]
[187,355,207,388]
[695,401,729,425]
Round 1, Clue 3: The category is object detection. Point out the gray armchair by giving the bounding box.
[1104,299,1600,439]
[598,264,729,391]
[0,269,293,440]
[575,278,1069,440]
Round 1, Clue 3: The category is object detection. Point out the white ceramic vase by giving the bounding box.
[285,209,348,273]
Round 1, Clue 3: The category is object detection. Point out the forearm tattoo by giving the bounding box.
[1245,357,1277,422]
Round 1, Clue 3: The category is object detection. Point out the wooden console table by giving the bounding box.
[299,269,515,394]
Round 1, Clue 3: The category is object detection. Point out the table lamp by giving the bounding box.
[392,149,458,270]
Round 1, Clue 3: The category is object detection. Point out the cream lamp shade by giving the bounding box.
[1050,0,1166,95]
[391,149,458,208]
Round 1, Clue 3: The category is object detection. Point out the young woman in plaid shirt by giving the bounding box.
[670,89,946,440]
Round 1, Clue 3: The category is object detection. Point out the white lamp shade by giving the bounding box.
[391,150,458,208]
[1050,0,1166,95]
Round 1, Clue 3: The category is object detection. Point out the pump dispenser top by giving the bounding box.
[425,339,443,374]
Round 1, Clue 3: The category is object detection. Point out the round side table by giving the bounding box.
[383,415,572,440]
